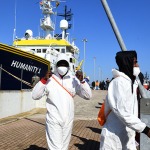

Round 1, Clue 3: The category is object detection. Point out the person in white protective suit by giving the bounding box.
[32,53,92,150]
[99,51,150,150]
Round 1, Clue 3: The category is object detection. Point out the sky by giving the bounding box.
[0,0,150,83]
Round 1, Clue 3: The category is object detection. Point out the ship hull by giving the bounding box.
[0,43,50,90]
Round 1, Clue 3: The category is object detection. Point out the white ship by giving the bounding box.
[13,0,80,74]
[0,0,81,90]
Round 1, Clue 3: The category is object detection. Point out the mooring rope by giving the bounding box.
[0,66,33,88]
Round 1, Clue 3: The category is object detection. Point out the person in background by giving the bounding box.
[99,81,101,90]
[105,78,110,90]
[31,72,40,87]
[99,50,150,150]
[91,81,95,90]
[32,53,92,150]
[95,80,100,90]
[100,80,105,90]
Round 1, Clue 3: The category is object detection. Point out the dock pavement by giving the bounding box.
[0,90,107,150]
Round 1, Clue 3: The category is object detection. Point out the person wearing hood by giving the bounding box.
[32,53,92,150]
[99,50,150,150]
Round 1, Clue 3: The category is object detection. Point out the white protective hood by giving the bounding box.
[56,53,70,65]
[54,53,70,74]
[112,68,131,81]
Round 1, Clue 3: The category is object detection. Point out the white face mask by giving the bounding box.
[133,67,140,77]
[57,66,68,76]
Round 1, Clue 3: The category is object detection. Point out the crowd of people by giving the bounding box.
[91,78,110,90]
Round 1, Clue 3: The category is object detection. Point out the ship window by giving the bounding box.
[31,49,35,51]
[37,49,41,53]
[66,49,69,52]
[61,48,65,53]
[70,58,73,63]
[55,49,60,52]
[43,49,47,53]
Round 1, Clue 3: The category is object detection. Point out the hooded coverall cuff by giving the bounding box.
[142,126,150,135]
[40,78,47,84]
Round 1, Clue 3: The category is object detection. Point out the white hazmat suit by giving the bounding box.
[100,69,146,150]
[32,54,92,150]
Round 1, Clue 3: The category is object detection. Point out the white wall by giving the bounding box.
[0,90,46,119]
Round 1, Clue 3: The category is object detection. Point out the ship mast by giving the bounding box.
[57,5,73,34]
[40,0,56,39]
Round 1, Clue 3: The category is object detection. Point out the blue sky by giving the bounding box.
[0,0,150,82]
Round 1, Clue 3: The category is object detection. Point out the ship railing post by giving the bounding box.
[0,64,2,90]
[21,69,23,90]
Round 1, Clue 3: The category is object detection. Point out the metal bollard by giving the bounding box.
[140,98,150,150]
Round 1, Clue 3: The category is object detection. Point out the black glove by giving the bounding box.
[142,126,150,138]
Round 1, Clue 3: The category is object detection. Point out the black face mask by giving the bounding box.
[115,50,137,93]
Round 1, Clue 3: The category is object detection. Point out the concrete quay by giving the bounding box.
[0,90,107,150]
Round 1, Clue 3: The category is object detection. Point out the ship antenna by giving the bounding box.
[13,0,17,41]
[40,0,59,39]
[57,5,73,33]
[53,8,58,38]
